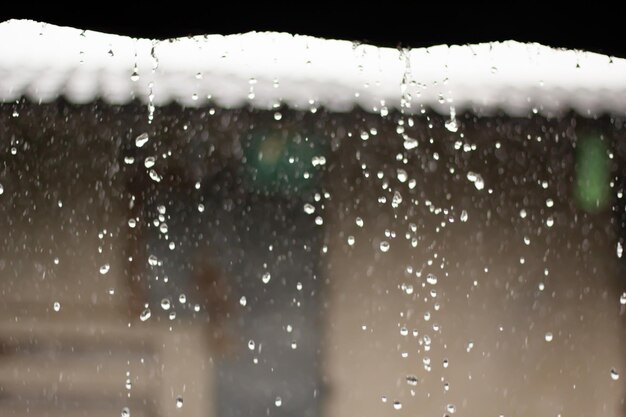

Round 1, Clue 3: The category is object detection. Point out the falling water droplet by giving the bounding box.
[544,332,553,342]
[140,308,151,322]
[53,301,61,312]
[617,242,623,258]
[262,272,271,284]
[179,294,187,304]
[406,375,418,386]
[460,210,468,222]
[426,274,438,285]
[144,157,156,168]
[355,217,364,227]
[275,397,282,407]
[135,133,149,148]
[161,298,171,311]
[0,184,3,195]
[121,407,130,417]
[176,396,183,409]
[148,255,158,266]
[393,401,402,410]
[303,203,315,214]
[380,241,390,252]
[248,340,255,350]
[99,264,110,275]
[610,368,620,381]
[620,292,626,305]
[447,404,457,414]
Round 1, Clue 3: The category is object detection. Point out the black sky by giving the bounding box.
[3,4,625,57]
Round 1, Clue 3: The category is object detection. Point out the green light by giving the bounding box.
[243,130,327,196]
[575,135,610,213]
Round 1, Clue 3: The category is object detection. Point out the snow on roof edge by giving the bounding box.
[1,19,625,117]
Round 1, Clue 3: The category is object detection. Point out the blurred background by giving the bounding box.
[0,100,624,417]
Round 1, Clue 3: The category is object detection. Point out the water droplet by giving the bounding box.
[121,407,130,417]
[161,298,171,311]
[239,296,247,306]
[128,218,137,228]
[460,210,468,222]
[144,156,156,168]
[617,242,623,258]
[139,308,151,322]
[610,368,620,380]
[248,340,255,350]
[148,255,158,266]
[355,217,364,227]
[135,133,149,148]
[380,241,390,252]
[393,401,402,410]
[447,404,456,414]
[176,396,183,409]
[315,216,324,225]
[99,264,110,275]
[466,172,485,190]
[198,203,205,213]
[445,118,458,133]
[0,184,3,195]
[403,137,418,150]
[397,169,408,183]
[179,294,187,304]
[406,375,418,386]
[392,191,403,208]
[125,378,132,390]
[303,203,315,214]
[519,209,527,219]
[546,198,554,208]
[620,292,626,305]
[169,311,176,320]
[159,223,168,234]
[546,217,554,227]
[53,257,59,265]
[544,332,553,342]
[53,301,61,312]
[426,274,438,285]
[262,272,271,284]
[381,396,388,403]
[400,327,408,336]
[290,341,297,349]
[275,396,282,407]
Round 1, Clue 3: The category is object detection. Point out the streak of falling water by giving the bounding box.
[148,43,159,123]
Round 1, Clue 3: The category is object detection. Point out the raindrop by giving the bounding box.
[397,169,408,183]
[148,255,158,266]
[125,379,132,390]
[121,407,130,417]
[519,209,527,219]
[0,184,3,195]
[53,301,61,312]
[159,223,168,234]
[426,274,438,285]
[379,241,390,252]
[290,341,297,349]
[176,396,183,409]
[460,210,468,222]
[620,292,626,305]
[144,156,156,168]
[466,172,485,190]
[393,401,402,410]
[275,397,282,407]
[248,340,255,350]
[544,332,553,342]
[128,218,137,228]
[546,217,554,227]
[179,294,187,304]
[135,133,149,148]
[355,217,364,227]
[99,264,110,275]
[610,368,620,380]
[262,272,271,284]
[161,298,171,311]
[303,203,315,214]
[617,242,623,258]
[315,216,324,225]
[447,404,456,414]
[139,308,151,322]
[240,296,247,306]
[406,375,418,386]
[198,203,205,213]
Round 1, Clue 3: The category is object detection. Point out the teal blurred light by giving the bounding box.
[575,135,610,213]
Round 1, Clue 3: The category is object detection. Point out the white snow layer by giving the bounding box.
[1,19,625,116]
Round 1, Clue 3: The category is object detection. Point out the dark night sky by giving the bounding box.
[2,4,625,57]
